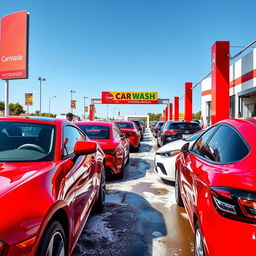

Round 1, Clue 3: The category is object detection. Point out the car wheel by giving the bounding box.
[194,222,205,256]
[175,168,184,207]
[93,165,106,212]
[37,221,66,256]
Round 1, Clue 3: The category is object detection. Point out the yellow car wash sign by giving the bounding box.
[102,91,158,104]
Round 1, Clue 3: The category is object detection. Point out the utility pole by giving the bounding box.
[70,90,75,113]
[83,96,88,120]
[38,77,46,115]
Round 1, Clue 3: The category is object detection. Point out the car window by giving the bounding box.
[0,121,55,162]
[113,128,121,140]
[63,125,85,157]
[167,122,200,130]
[77,125,110,139]
[115,122,133,129]
[185,130,204,142]
[191,126,219,155]
[201,125,249,163]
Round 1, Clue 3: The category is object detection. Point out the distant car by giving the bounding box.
[156,121,201,147]
[75,121,130,178]
[149,121,157,131]
[152,121,165,137]
[130,120,144,140]
[113,121,141,151]
[0,116,105,256]
[176,118,256,255]
[154,130,204,181]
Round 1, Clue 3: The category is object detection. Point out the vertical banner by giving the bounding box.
[174,97,179,121]
[211,41,230,124]
[0,11,29,79]
[89,104,94,121]
[25,93,33,106]
[184,82,192,122]
[71,100,76,109]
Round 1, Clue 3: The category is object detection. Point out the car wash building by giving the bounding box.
[201,47,256,126]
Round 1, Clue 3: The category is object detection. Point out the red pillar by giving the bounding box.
[165,106,168,121]
[211,41,230,124]
[185,82,192,122]
[169,103,173,120]
[163,109,166,121]
[89,104,94,121]
[174,97,179,121]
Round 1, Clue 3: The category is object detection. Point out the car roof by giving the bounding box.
[75,121,113,127]
[0,116,67,126]
[113,121,134,124]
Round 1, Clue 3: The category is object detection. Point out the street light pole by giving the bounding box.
[38,77,46,115]
[70,90,75,113]
[49,96,56,114]
[83,96,88,120]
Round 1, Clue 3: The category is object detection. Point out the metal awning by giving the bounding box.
[238,87,256,97]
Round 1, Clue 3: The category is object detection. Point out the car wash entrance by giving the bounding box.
[88,91,173,121]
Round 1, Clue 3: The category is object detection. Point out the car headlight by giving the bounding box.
[156,150,180,157]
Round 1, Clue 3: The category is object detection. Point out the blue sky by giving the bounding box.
[0,0,255,118]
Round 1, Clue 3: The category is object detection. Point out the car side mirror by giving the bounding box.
[181,142,190,154]
[74,141,97,155]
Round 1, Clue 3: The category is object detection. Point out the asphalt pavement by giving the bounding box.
[72,128,194,256]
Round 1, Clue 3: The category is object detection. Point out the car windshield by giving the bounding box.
[115,122,133,129]
[78,125,110,139]
[0,121,55,162]
[167,122,200,130]
[184,130,204,142]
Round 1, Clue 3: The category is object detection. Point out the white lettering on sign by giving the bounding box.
[1,55,23,62]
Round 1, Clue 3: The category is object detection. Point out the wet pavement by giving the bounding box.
[73,128,194,256]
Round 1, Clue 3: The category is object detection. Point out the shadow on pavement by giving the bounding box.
[72,190,167,256]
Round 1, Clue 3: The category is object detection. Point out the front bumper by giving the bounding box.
[154,154,176,181]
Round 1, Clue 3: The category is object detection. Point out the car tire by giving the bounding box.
[133,145,139,152]
[37,221,66,256]
[93,165,106,213]
[194,222,205,256]
[175,168,184,207]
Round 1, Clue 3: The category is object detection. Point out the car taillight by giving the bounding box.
[0,241,5,256]
[104,149,116,155]
[210,187,256,224]
[165,130,177,135]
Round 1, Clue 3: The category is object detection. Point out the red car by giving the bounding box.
[75,121,130,178]
[0,116,105,256]
[113,121,141,151]
[175,118,256,256]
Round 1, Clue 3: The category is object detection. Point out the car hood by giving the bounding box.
[0,162,55,197]
[156,139,186,153]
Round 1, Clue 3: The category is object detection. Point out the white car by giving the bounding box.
[154,130,204,181]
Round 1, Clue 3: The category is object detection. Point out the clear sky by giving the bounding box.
[0,0,255,118]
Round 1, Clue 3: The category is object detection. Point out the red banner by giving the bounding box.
[0,11,29,80]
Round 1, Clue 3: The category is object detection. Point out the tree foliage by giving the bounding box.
[0,101,25,115]
[192,111,201,120]
[148,112,162,121]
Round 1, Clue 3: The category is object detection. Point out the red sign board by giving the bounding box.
[0,11,29,80]
[102,91,158,104]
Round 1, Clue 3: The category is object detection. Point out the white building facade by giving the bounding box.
[201,48,256,126]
